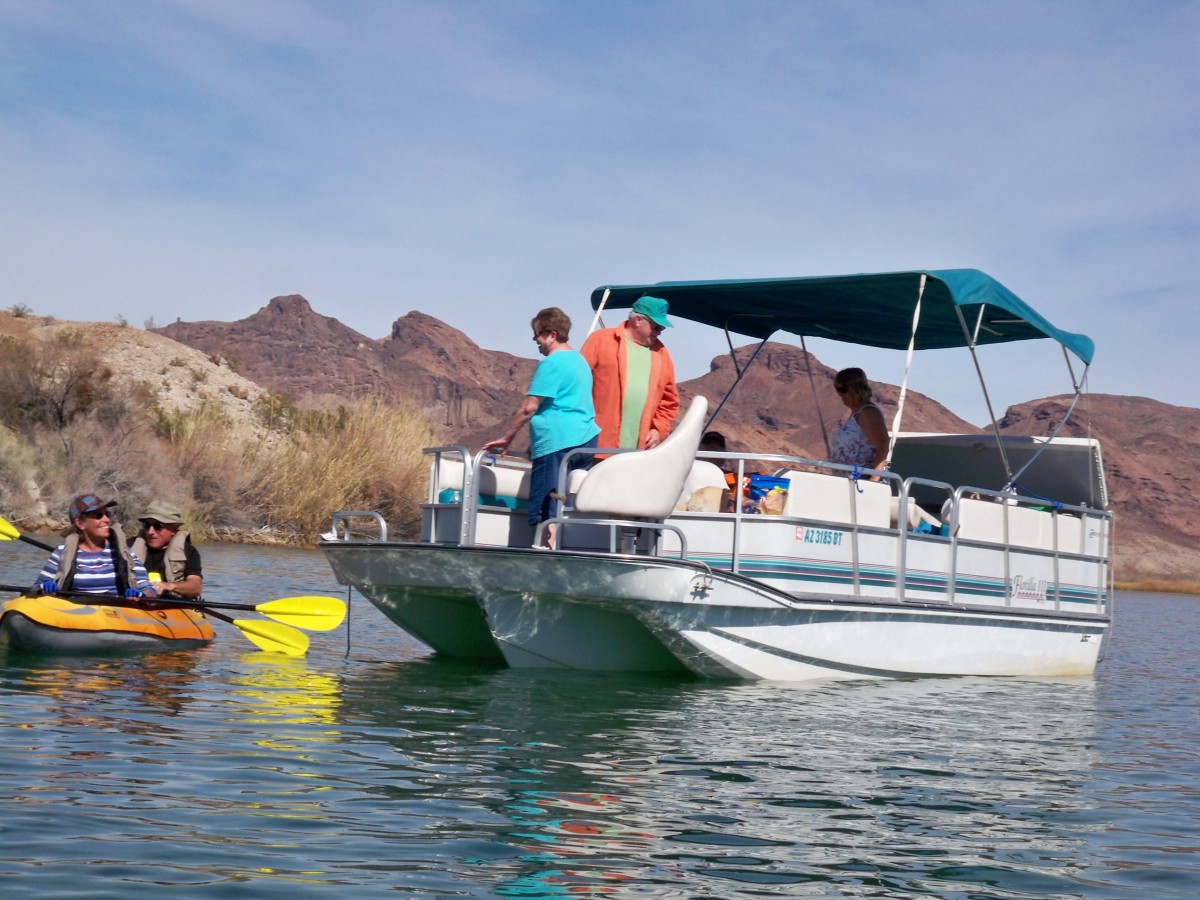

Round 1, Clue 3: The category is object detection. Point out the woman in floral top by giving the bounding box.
[829,368,889,480]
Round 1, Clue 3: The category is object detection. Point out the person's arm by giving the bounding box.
[158,543,204,599]
[156,574,202,599]
[857,405,890,478]
[482,394,542,454]
[129,556,157,598]
[33,549,63,593]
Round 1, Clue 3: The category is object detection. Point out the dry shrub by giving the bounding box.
[152,401,265,539]
[0,330,114,430]
[0,424,44,512]
[49,406,177,535]
[240,397,436,541]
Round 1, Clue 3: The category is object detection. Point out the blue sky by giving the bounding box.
[1,1,1195,425]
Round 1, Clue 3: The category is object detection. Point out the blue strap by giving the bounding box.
[1008,482,1064,512]
[849,465,864,493]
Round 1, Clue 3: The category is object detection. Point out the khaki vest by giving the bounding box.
[129,529,191,585]
[54,521,139,593]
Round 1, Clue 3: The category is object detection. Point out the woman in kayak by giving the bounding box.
[32,494,156,600]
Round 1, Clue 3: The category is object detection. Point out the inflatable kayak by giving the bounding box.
[0,594,215,656]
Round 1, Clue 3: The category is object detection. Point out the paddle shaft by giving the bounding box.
[12,533,53,552]
[0,582,186,610]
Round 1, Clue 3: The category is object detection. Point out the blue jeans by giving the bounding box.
[529,437,597,526]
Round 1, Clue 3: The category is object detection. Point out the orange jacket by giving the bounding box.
[579,324,679,450]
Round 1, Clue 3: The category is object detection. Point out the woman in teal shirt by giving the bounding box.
[483,307,600,548]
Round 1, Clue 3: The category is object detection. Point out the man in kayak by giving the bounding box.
[128,500,203,599]
[32,494,156,600]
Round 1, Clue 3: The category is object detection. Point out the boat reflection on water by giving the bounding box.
[330,661,1102,895]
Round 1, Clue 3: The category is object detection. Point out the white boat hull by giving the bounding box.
[323,542,1107,681]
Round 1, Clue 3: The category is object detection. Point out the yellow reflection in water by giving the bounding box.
[228,653,341,726]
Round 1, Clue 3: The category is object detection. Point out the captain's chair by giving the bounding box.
[573,396,709,520]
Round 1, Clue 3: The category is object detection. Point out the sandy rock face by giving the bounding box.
[30,320,269,430]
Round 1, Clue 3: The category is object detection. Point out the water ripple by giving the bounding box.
[2,549,1198,897]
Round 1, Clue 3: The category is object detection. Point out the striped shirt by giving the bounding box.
[38,547,153,595]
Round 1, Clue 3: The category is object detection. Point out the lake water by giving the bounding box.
[1,542,1197,898]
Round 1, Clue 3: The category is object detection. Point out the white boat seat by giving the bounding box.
[567,468,589,493]
[435,457,531,500]
[891,497,943,532]
[675,460,729,510]
[943,496,1047,548]
[780,470,890,527]
[573,396,708,519]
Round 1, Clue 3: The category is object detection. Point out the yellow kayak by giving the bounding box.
[0,594,215,656]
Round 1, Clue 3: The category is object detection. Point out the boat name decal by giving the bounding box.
[1010,575,1048,601]
[794,527,843,546]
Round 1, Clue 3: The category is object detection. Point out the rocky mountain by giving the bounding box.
[154,294,1193,583]
[159,296,534,445]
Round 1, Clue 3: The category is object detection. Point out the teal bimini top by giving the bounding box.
[590,269,1094,365]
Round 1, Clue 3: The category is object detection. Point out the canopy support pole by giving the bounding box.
[704,336,769,433]
[955,303,1015,484]
[885,274,926,465]
[801,335,832,458]
[1003,354,1090,495]
[586,289,611,336]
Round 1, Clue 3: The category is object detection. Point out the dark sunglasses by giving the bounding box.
[80,509,111,520]
[835,386,850,394]
[144,521,173,531]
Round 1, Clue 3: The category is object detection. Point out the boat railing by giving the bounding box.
[894,475,955,604]
[326,510,389,542]
[411,442,1110,616]
[421,446,534,546]
[539,515,689,558]
[941,483,1111,612]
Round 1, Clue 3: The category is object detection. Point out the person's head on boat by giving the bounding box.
[699,431,727,452]
[137,500,184,551]
[68,494,117,550]
[530,307,572,355]
[833,368,873,407]
[626,296,672,347]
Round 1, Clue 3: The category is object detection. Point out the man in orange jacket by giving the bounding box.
[579,295,679,450]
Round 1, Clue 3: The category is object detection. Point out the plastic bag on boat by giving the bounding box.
[758,487,786,515]
[744,474,788,515]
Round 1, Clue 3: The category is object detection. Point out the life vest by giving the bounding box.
[54,521,139,593]
[129,529,192,585]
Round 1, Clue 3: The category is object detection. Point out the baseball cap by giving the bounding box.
[68,494,117,520]
[631,295,672,329]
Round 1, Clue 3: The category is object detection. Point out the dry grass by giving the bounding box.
[1113,580,1200,596]
[237,397,436,542]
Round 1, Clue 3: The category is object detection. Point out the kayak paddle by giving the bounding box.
[0,515,54,552]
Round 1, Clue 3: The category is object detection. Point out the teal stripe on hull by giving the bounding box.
[692,554,1106,610]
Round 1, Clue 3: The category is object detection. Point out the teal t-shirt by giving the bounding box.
[619,337,652,448]
[527,349,600,458]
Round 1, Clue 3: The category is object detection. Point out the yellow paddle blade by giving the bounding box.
[256,596,347,631]
[0,517,20,541]
[233,618,310,656]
